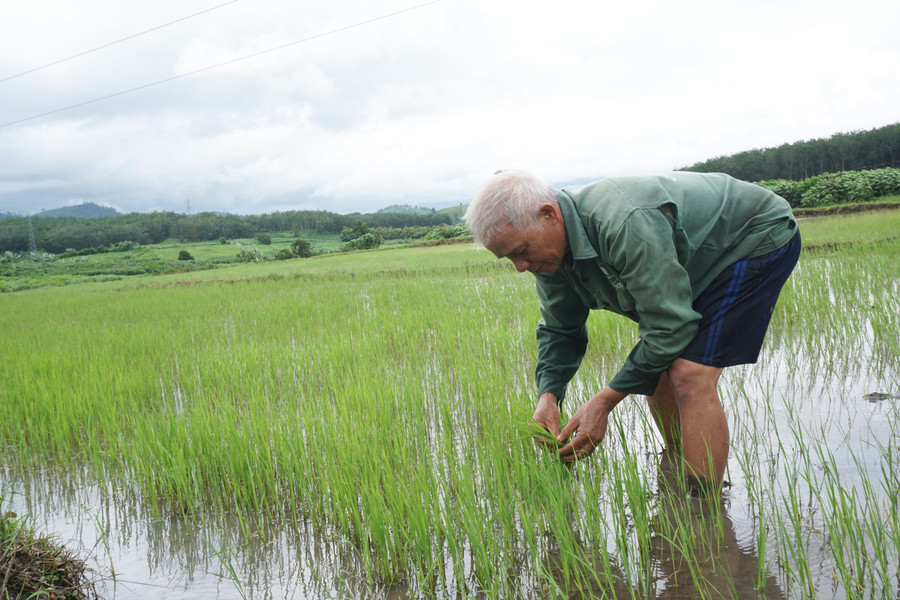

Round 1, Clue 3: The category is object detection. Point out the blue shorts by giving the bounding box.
[679,229,801,367]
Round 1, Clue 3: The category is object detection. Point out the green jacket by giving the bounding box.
[535,172,797,399]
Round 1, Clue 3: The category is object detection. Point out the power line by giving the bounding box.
[0,0,244,85]
[0,0,444,129]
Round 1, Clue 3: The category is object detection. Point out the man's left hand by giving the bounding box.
[532,392,562,448]
[557,386,626,462]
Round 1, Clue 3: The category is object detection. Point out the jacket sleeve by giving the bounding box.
[534,274,590,403]
[606,208,702,396]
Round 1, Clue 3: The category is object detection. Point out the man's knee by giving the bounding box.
[667,358,722,398]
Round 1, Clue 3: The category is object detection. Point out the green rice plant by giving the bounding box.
[798,207,900,247]
[2,211,900,598]
[813,443,868,598]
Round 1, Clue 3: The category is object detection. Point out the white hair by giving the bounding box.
[463,170,558,246]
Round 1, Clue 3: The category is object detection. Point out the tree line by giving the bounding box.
[680,122,900,182]
[0,209,455,254]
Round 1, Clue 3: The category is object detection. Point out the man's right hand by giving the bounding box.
[532,392,562,447]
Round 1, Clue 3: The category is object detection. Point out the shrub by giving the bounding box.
[757,179,805,208]
[290,238,313,258]
[28,251,55,262]
[255,234,272,245]
[862,168,900,198]
[372,226,431,241]
[114,240,137,252]
[342,232,383,251]
[756,167,900,209]
[177,250,194,261]
[237,247,264,262]
[423,223,470,241]
[274,239,313,260]
[340,220,371,242]
[800,173,855,207]
[795,168,900,208]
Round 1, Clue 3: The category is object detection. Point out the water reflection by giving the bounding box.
[539,448,786,600]
[3,451,787,600]
[1,464,343,599]
[648,449,784,600]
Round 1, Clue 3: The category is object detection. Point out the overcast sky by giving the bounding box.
[1,0,898,216]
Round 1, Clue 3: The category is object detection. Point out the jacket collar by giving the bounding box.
[557,190,598,262]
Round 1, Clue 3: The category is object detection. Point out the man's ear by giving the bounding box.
[538,202,561,223]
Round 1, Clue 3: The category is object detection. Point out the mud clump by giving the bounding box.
[1,511,99,600]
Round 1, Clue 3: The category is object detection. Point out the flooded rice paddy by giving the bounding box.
[2,239,899,599]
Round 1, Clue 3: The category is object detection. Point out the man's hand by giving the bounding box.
[531,392,562,447]
[557,386,626,462]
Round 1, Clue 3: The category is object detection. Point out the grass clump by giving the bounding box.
[0,509,98,600]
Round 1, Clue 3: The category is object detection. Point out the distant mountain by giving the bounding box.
[38,202,120,218]
[377,204,435,215]
[436,204,466,221]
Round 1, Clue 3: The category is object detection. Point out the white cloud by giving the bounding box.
[1,0,899,215]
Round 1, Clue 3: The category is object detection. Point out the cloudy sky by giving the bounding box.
[1,0,898,216]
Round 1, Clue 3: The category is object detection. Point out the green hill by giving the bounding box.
[377,204,435,215]
[436,204,466,222]
[38,202,120,218]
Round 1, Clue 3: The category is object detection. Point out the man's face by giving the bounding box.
[486,205,569,274]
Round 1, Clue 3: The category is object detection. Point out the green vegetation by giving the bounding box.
[340,219,384,250]
[275,238,313,260]
[796,203,900,246]
[1,207,898,598]
[758,169,900,208]
[422,222,470,241]
[0,207,459,254]
[342,232,383,251]
[0,219,475,292]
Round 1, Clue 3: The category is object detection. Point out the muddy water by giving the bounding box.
[4,464,788,600]
[3,354,898,599]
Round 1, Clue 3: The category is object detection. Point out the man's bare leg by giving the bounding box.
[666,358,728,487]
[647,372,681,448]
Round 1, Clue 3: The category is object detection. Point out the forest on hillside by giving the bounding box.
[0,209,454,254]
[681,123,900,181]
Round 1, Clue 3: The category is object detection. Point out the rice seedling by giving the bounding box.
[797,208,900,247]
[1,219,899,598]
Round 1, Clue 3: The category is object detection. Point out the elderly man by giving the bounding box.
[464,170,800,493]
